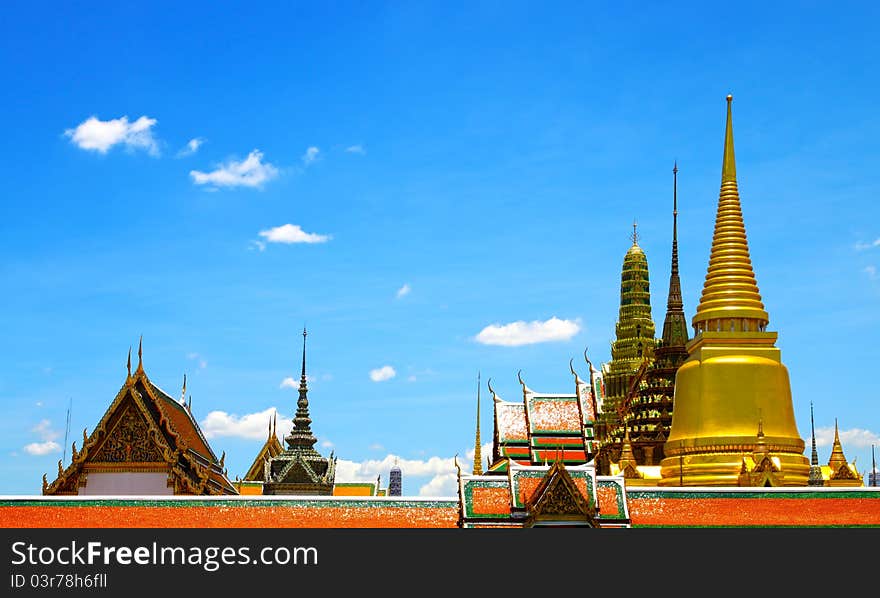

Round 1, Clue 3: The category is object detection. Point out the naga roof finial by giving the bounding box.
[487,377,500,403]
[180,373,187,405]
[126,346,132,380]
[517,369,532,395]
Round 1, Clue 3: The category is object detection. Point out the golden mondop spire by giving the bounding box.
[659,95,809,486]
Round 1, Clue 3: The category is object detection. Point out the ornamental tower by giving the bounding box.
[659,95,810,486]
[263,328,337,495]
[597,225,657,472]
[633,163,690,465]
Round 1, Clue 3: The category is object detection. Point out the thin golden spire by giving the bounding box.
[473,371,483,475]
[692,94,769,332]
[180,373,187,404]
[126,346,132,380]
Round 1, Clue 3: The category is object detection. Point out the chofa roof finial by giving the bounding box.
[136,335,144,374]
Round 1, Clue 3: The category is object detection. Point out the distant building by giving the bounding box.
[389,461,402,496]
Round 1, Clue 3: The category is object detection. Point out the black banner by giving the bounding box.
[1,527,877,594]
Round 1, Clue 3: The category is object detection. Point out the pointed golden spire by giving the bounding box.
[722,95,737,183]
[692,94,769,333]
[180,373,187,404]
[828,418,849,471]
[472,371,483,475]
[126,346,132,380]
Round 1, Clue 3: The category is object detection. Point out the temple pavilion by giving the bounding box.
[42,340,235,495]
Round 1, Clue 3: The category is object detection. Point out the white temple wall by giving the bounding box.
[79,472,173,495]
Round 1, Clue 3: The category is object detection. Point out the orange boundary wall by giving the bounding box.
[0,497,460,529]
[626,488,880,527]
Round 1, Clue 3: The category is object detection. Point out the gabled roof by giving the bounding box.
[523,461,598,527]
[43,357,236,496]
[242,416,284,482]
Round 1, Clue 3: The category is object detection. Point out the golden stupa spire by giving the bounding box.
[692,94,769,333]
[472,371,483,475]
[659,95,809,487]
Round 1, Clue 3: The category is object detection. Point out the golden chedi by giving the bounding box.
[659,95,810,486]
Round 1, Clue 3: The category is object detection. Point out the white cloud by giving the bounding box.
[419,472,458,496]
[407,375,417,382]
[22,420,62,456]
[302,146,320,165]
[865,265,877,280]
[369,443,385,451]
[855,238,880,251]
[200,407,291,440]
[64,115,159,155]
[187,352,207,369]
[321,440,334,449]
[250,240,267,252]
[814,426,880,449]
[474,316,581,346]
[345,145,365,154]
[177,137,205,157]
[396,283,411,299]
[32,420,59,442]
[190,149,278,189]
[369,365,396,382]
[280,377,297,389]
[24,441,61,456]
[335,454,455,482]
[333,443,492,496]
[258,223,331,245]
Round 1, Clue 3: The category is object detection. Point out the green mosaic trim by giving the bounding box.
[626,490,880,501]
[0,499,458,509]
[631,524,880,529]
[531,436,584,447]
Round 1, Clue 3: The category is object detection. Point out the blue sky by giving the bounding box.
[2,2,879,495]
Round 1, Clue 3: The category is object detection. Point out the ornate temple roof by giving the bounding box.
[488,365,598,471]
[457,459,631,528]
[43,341,236,495]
